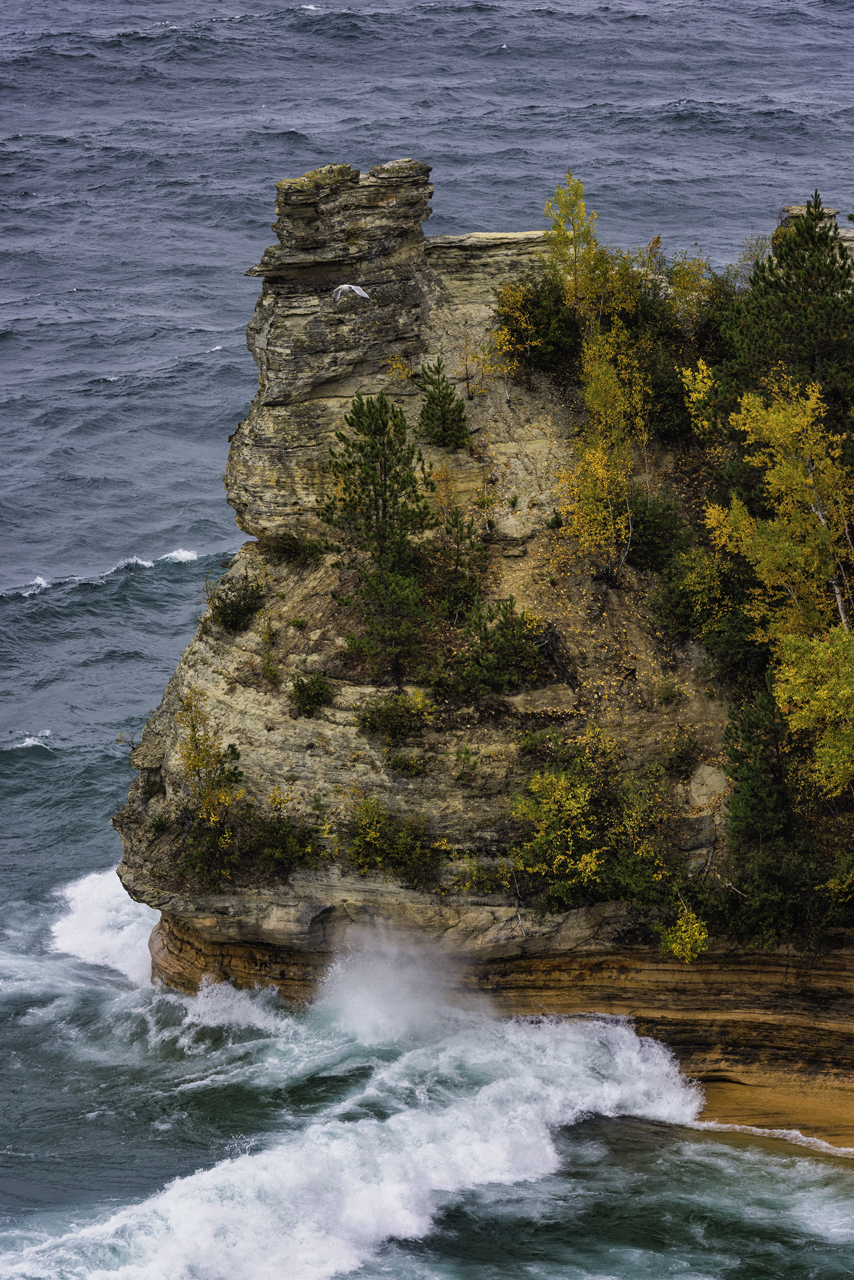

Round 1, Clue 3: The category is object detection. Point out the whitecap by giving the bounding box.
[695,1119,854,1161]
[21,575,50,596]
[157,548,197,562]
[51,869,159,987]
[11,730,53,750]
[114,555,155,570]
[207,345,223,351]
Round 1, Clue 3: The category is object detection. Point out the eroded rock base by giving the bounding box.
[150,914,854,1098]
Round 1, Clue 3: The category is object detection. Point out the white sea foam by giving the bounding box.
[2,944,703,1280]
[315,941,474,1043]
[10,730,53,750]
[114,555,155,570]
[695,1119,854,1161]
[51,870,158,987]
[157,548,197,562]
[23,575,50,595]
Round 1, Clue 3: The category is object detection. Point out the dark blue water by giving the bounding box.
[3,3,854,1275]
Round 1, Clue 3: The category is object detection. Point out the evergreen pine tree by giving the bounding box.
[720,192,854,426]
[417,357,470,450]
[723,679,790,841]
[321,391,436,573]
[320,391,436,681]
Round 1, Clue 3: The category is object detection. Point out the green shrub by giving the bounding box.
[649,545,769,687]
[417,357,470,450]
[421,502,489,620]
[454,745,478,781]
[432,597,546,700]
[517,726,578,767]
[387,752,426,776]
[702,830,854,953]
[626,487,688,573]
[289,671,334,718]
[660,725,700,775]
[357,690,435,745]
[347,794,440,890]
[509,724,683,916]
[262,652,280,685]
[723,683,790,841]
[203,572,265,633]
[147,813,171,838]
[266,530,325,566]
[250,797,321,873]
[494,265,584,381]
[655,679,683,708]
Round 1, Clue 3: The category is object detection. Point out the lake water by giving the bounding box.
[2,1,854,1275]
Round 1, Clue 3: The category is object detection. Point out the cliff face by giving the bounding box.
[114,161,854,1096]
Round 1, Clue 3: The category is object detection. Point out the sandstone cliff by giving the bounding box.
[114,160,854,1098]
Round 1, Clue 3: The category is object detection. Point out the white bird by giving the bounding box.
[333,284,370,303]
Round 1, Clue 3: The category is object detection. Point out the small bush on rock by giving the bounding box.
[203,571,265,633]
[626,487,688,573]
[266,530,325,566]
[432,598,546,700]
[347,794,441,890]
[510,724,686,922]
[357,689,435,745]
[289,671,334,718]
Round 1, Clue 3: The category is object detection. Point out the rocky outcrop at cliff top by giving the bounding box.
[227,159,545,534]
[114,160,854,1093]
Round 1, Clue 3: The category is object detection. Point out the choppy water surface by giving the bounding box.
[3,1,854,1275]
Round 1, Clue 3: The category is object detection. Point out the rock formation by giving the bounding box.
[114,161,854,1102]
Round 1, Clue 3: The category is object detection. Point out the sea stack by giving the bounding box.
[113,162,854,1098]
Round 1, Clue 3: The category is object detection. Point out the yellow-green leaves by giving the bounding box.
[776,628,854,793]
[701,374,853,638]
[543,169,597,300]
[657,900,709,963]
[510,768,603,887]
[556,431,633,570]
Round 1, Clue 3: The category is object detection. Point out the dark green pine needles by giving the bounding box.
[417,357,470,449]
[321,390,436,573]
[320,390,436,681]
[721,191,854,427]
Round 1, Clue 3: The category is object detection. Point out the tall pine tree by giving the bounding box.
[723,679,790,841]
[321,391,435,573]
[320,391,436,682]
[720,192,854,427]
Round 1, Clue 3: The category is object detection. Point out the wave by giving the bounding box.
[1,551,198,598]
[0,942,702,1279]
[9,729,53,750]
[695,1119,854,1161]
[50,868,158,987]
[157,548,198,563]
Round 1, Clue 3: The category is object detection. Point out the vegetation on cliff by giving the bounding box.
[153,174,854,964]
[491,175,854,954]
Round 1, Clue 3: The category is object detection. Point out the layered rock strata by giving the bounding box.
[115,162,854,1108]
